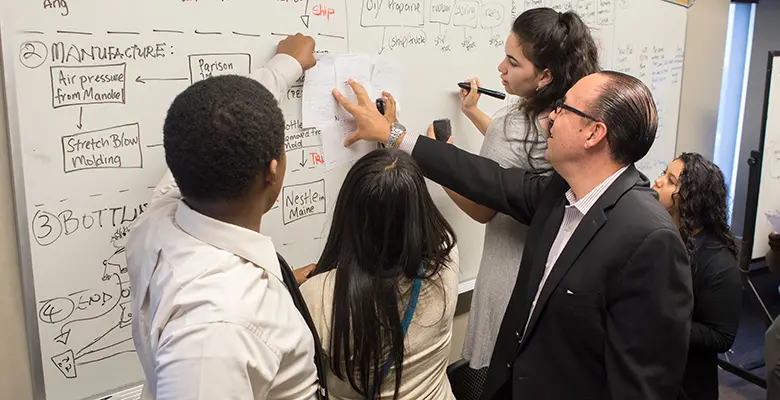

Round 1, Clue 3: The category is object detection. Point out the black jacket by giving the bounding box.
[679,233,741,400]
[410,137,693,400]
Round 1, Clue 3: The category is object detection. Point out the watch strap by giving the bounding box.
[387,123,404,147]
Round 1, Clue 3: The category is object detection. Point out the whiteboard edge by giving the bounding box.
[671,5,691,160]
[0,22,48,400]
[457,278,476,294]
[750,51,780,260]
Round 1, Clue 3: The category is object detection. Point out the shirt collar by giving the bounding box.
[564,165,629,215]
[174,200,283,283]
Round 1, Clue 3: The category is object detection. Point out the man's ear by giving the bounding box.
[583,122,608,150]
[267,159,280,185]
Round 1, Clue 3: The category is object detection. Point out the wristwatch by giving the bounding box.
[387,122,406,147]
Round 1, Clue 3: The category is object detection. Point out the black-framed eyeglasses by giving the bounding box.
[553,98,599,122]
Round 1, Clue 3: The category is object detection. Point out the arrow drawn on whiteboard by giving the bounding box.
[76,349,135,367]
[135,76,188,84]
[54,329,71,345]
[301,0,310,28]
[59,273,123,341]
[76,337,133,363]
[75,322,120,359]
[318,33,345,39]
[299,149,308,168]
[76,107,83,130]
[378,27,387,55]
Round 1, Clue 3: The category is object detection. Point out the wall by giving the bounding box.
[0,59,34,398]
[714,4,754,188]
[732,0,780,238]
[449,292,472,363]
[675,0,732,159]
[0,1,731,397]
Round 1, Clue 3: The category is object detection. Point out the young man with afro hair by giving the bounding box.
[126,33,327,399]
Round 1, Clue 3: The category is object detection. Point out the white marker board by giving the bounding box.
[753,51,780,260]
[0,1,687,399]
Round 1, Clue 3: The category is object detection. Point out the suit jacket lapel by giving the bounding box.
[524,201,566,302]
[520,210,607,345]
[523,201,565,307]
[519,166,642,348]
[479,175,569,400]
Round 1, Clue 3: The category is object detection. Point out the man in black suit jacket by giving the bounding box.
[332,71,693,399]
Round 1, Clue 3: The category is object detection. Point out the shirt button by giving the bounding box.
[506,362,511,369]
[515,331,521,339]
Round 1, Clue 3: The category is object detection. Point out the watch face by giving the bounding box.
[393,122,406,131]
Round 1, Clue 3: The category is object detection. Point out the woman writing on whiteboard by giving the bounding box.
[652,153,742,400]
[300,148,460,399]
[444,8,600,373]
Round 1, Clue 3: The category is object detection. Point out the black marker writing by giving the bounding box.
[50,42,170,64]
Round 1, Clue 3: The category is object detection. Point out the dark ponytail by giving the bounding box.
[558,11,601,93]
[507,8,600,173]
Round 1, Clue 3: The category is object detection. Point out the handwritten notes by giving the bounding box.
[767,140,780,179]
[303,53,400,171]
[335,54,372,125]
[371,56,403,115]
[321,119,377,171]
[302,54,338,127]
[767,211,780,233]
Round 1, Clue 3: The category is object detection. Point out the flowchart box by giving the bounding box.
[188,53,252,84]
[61,123,141,173]
[51,63,126,109]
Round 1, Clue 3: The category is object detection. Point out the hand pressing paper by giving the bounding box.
[301,53,374,171]
[303,53,399,172]
[324,54,375,171]
[321,119,376,171]
[335,54,372,125]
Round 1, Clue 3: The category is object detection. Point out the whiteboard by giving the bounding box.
[752,51,780,260]
[0,1,687,399]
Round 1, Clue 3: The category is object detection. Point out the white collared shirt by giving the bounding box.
[126,54,320,400]
[523,165,629,333]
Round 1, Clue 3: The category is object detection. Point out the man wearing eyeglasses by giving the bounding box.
[332,71,692,400]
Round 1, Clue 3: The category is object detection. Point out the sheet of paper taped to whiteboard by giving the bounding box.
[304,53,403,171]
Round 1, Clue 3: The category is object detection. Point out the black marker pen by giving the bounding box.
[457,82,506,100]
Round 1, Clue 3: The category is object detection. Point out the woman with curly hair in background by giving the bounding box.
[652,152,742,400]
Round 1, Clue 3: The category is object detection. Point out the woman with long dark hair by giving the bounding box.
[447,7,601,371]
[300,148,459,399]
[652,152,742,400]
